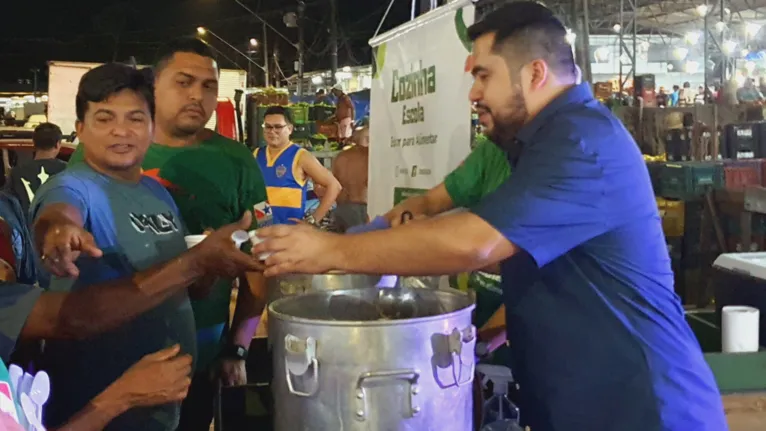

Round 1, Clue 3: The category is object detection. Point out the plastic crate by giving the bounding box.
[657,198,685,238]
[290,105,309,124]
[316,122,338,140]
[290,123,315,140]
[646,162,664,195]
[659,161,724,200]
[723,159,764,190]
[309,105,336,122]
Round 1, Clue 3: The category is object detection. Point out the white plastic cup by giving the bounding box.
[184,235,207,249]
[248,230,272,260]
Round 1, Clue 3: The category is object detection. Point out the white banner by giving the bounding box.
[367,2,475,218]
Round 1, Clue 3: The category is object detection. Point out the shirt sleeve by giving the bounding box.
[29,176,90,226]
[471,134,609,268]
[444,139,492,208]
[67,145,85,165]
[238,154,269,230]
[0,283,41,363]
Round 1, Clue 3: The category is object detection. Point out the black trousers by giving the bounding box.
[177,338,273,431]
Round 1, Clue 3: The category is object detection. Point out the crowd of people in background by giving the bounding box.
[653,76,766,107]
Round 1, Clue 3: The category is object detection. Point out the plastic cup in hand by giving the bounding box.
[184,235,207,249]
[248,230,272,261]
[231,230,250,249]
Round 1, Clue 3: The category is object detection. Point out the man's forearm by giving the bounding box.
[231,272,268,347]
[335,212,514,276]
[23,251,204,340]
[55,388,128,431]
[313,184,341,222]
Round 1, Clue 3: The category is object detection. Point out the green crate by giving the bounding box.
[646,162,664,195]
[290,123,315,140]
[310,105,335,122]
[659,161,724,200]
[290,105,309,124]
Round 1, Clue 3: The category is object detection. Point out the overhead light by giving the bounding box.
[197,27,206,35]
[746,23,761,37]
[684,60,699,73]
[723,40,738,55]
[311,76,323,85]
[342,66,351,72]
[684,31,701,44]
[249,38,258,47]
[715,21,726,32]
[565,29,576,45]
[667,63,674,71]
[673,47,689,60]
[724,7,731,14]
[696,4,708,16]
[612,24,621,32]
[594,46,610,62]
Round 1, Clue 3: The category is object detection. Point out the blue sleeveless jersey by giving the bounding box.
[254,143,307,224]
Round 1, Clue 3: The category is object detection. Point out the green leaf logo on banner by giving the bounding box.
[454,9,472,53]
[373,43,387,79]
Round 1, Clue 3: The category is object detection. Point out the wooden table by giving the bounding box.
[724,393,766,430]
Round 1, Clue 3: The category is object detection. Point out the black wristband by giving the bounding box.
[221,344,248,361]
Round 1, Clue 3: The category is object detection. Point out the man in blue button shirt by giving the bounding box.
[252,3,727,430]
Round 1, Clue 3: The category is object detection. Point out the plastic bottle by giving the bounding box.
[477,364,523,431]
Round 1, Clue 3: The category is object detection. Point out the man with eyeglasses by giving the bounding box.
[254,106,341,226]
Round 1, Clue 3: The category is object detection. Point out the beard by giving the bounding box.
[487,88,529,154]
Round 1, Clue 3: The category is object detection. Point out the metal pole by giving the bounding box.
[263,22,270,87]
[632,3,637,90]
[274,47,280,88]
[247,44,252,87]
[619,0,624,91]
[330,0,338,85]
[581,0,592,83]
[703,1,709,95]
[720,0,725,84]
[298,1,305,97]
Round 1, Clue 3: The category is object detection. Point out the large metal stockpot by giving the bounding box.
[266,272,441,302]
[269,287,476,431]
[265,272,389,302]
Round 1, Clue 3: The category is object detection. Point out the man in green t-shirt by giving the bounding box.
[384,133,511,362]
[68,38,269,430]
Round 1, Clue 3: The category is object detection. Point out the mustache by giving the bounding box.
[181,103,206,114]
[475,103,491,113]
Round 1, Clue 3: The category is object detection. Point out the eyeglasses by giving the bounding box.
[263,124,288,131]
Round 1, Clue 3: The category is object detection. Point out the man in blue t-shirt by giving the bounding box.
[30,63,261,431]
[252,3,727,430]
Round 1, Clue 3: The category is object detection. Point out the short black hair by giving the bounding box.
[75,63,155,121]
[316,89,325,95]
[154,37,217,73]
[32,123,62,150]
[263,106,293,125]
[467,1,575,78]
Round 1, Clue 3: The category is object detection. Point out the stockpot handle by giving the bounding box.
[284,335,320,397]
[355,369,420,421]
[449,327,476,387]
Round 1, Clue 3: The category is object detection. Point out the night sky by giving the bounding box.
[0,0,414,90]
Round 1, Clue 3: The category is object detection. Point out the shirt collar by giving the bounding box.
[516,82,595,144]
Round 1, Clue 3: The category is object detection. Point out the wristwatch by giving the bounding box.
[221,344,248,361]
[305,214,318,226]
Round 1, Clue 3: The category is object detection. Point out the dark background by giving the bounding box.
[0,0,414,91]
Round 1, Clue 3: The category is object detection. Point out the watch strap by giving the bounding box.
[221,344,248,361]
